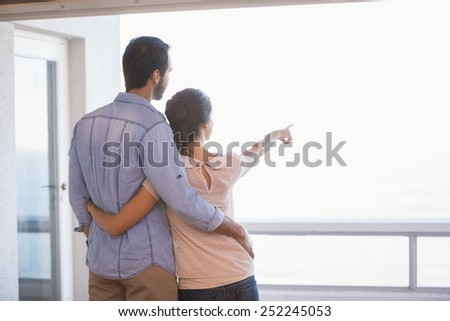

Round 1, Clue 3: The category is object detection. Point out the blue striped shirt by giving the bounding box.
[69,92,224,279]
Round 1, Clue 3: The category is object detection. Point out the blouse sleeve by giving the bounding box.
[142,179,161,201]
[237,143,263,180]
[238,132,278,180]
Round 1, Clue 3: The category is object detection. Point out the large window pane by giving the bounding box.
[121,1,450,221]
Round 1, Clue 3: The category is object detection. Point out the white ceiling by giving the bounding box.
[0,0,374,22]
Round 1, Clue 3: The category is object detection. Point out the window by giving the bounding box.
[120,1,450,222]
[120,0,450,289]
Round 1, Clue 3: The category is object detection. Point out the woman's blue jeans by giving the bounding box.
[178,275,259,301]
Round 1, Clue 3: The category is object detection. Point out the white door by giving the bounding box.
[14,29,73,300]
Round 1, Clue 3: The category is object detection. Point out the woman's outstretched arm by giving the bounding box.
[239,125,294,177]
[243,124,294,156]
[87,183,159,236]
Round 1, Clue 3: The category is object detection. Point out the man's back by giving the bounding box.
[69,92,174,279]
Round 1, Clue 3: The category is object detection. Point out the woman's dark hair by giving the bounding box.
[165,88,212,155]
[122,36,170,92]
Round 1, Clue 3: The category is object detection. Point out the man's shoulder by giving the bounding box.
[77,101,115,121]
[78,101,166,131]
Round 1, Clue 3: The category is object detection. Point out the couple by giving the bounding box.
[69,36,293,301]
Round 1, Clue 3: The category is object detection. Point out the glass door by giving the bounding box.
[14,30,70,301]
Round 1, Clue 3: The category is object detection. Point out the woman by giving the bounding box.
[87,88,293,300]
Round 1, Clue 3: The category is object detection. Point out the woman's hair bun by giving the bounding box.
[165,88,212,154]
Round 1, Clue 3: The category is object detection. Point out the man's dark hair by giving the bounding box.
[122,36,170,92]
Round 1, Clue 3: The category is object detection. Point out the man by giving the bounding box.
[69,36,252,300]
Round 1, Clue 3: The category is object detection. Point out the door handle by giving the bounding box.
[41,185,56,189]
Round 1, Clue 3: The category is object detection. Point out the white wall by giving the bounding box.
[16,16,122,118]
[0,22,19,301]
[0,15,120,301]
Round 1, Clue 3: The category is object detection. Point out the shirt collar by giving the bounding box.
[114,92,161,115]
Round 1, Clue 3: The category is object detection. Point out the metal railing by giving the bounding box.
[241,219,450,299]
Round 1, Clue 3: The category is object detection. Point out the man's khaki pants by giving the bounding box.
[89,265,178,301]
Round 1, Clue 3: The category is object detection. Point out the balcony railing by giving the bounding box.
[241,219,450,300]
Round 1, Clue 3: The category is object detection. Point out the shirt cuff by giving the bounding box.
[207,207,225,232]
[74,222,90,233]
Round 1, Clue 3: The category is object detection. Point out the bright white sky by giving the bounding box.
[120,0,450,220]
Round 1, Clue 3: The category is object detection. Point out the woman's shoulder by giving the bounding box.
[180,153,243,177]
[209,152,243,184]
[207,152,241,169]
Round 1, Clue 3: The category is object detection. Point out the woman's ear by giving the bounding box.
[202,120,213,140]
[197,122,208,136]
